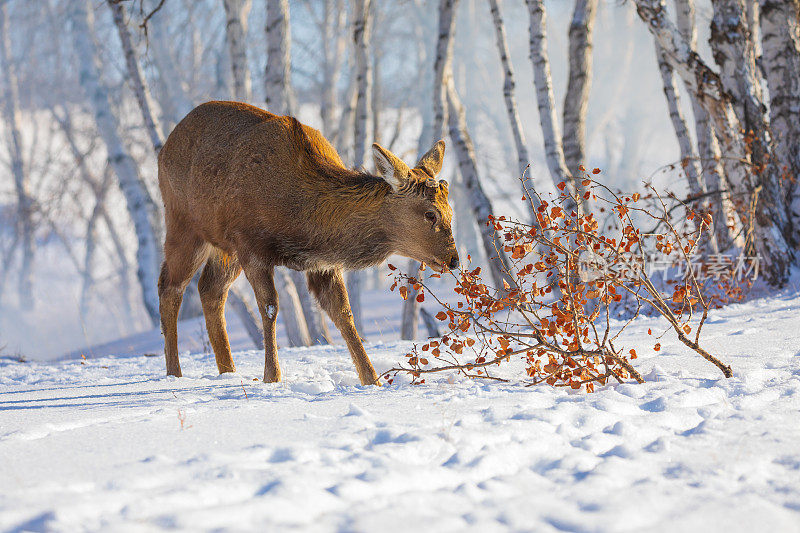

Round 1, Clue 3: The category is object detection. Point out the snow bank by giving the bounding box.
[2,294,800,532]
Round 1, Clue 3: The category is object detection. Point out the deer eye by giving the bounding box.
[424,211,437,224]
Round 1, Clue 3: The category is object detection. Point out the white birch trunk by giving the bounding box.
[70,0,163,325]
[709,0,792,263]
[320,0,346,140]
[227,287,265,349]
[265,0,295,115]
[335,76,357,161]
[675,0,733,251]
[562,0,598,179]
[223,0,252,102]
[400,15,435,341]
[264,0,330,343]
[275,269,312,347]
[634,0,792,284]
[446,78,516,290]
[654,45,703,197]
[525,0,577,214]
[108,0,165,153]
[347,0,373,336]
[433,0,459,141]
[759,0,800,245]
[710,0,768,153]
[488,0,539,222]
[0,3,34,310]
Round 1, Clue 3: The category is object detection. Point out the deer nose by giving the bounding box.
[448,255,460,270]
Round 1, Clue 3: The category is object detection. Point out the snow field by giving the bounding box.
[1,294,800,532]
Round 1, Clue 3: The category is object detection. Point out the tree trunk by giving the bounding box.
[274,269,312,347]
[348,0,373,336]
[634,0,792,285]
[488,0,539,221]
[759,0,800,246]
[50,105,136,324]
[562,0,598,179]
[320,0,346,141]
[223,0,252,101]
[227,287,264,348]
[675,0,733,251]
[446,78,515,290]
[709,0,792,266]
[525,0,578,214]
[108,0,165,153]
[81,166,114,318]
[653,45,703,198]
[70,0,163,325]
[0,3,34,310]
[433,0,459,141]
[263,0,330,343]
[675,0,733,252]
[264,0,295,115]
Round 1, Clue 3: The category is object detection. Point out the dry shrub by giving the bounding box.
[383,168,751,391]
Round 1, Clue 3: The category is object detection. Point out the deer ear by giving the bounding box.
[372,143,409,191]
[414,139,445,177]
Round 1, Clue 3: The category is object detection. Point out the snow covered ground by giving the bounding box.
[2,292,800,532]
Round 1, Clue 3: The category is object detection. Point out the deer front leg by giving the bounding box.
[242,261,281,383]
[307,269,379,386]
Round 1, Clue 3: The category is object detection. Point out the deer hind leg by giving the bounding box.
[307,269,379,386]
[242,260,281,383]
[198,250,243,374]
[158,229,210,377]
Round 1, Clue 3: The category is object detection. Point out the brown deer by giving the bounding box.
[157,101,458,385]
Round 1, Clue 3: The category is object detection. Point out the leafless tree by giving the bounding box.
[525,0,579,213]
[674,0,732,251]
[348,0,373,336]
[70,0,163,325]
[265,0,296,114]
[0,2,34,310]
[562,0,598,179]
[108,0,165,153]
[223,0,252,101]
[634,0,793,284]
[264,0,330,345]
[487,0,538,221]
[759,0,800,244]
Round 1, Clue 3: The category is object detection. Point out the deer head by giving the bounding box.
[373,140,459,272]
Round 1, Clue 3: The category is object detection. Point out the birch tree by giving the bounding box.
[675,0,732,251]
[634,0,792,284]
[264,0,296,114]
[319,0,347,142]
[108,0,165,153]
[0,2,34,310]
[653,44,703,198]
[562,0,598,178]
[264,0,330,345]
[759,0,800,244]
[487,0,538,222]
[223,0,252,101]
[433,0,458,141]
[446,78,516,290]
[348,0,373,336]
[525,0,578,213]
[70,0,163,325]
[401,6,436,341]
[708,0,792,260]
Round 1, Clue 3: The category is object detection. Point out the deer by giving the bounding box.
[157,101,459,386]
